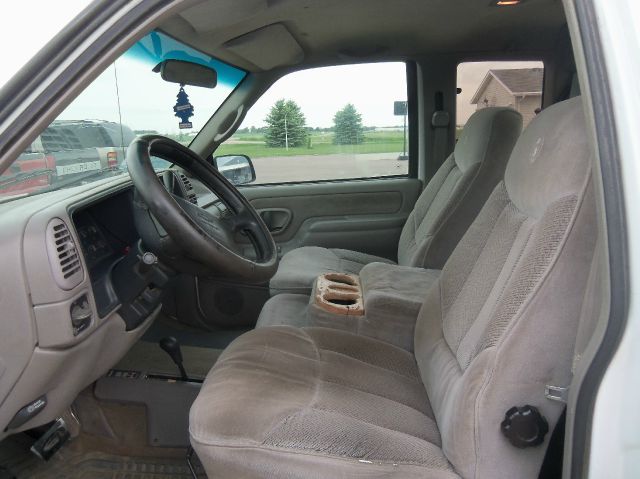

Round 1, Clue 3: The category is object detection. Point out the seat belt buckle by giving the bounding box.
[545,385,569,403]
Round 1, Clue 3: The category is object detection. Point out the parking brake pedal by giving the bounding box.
[30,418,70,461]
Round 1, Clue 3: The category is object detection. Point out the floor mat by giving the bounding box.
[0,434,206,479]
[34,452,205,478]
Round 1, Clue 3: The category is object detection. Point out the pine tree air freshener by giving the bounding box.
[174,84,194,129]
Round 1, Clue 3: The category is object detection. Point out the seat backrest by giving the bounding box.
[414,97,596,478]
[397,107,522,269]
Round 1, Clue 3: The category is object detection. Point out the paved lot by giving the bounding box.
[252,152,408,184]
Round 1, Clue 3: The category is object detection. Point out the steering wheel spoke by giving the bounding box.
[226,205,251,230]
[175,195,240,255]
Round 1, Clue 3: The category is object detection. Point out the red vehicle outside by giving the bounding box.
[0,153,55,196]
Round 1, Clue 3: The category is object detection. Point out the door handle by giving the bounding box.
[257,208,292,234]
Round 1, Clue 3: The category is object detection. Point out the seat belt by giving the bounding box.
[430,91,450,175]
[539,408,566,478]
[538,239,604,478]
[431,110,449,167]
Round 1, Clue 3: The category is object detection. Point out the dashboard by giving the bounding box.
[72,189,168,327]
[73,190,138,312]
[0,170,205,438]
[75,198,133,271]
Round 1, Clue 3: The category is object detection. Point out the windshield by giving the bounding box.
[0,31,246,200]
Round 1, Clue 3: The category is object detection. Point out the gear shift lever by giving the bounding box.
[159,336,188,381]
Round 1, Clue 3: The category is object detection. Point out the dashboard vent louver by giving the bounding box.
[178,173,198,205]
[46,218,83,290]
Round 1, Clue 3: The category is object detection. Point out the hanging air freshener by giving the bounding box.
[173,84,194,129]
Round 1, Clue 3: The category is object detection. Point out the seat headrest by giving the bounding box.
[454,107,523,172]
[505,97,591,218]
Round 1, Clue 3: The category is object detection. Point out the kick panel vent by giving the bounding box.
[46,218,83,290]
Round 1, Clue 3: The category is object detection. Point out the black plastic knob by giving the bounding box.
[500,405,549,448]
[159,336,188,381]
[159,336,183,363]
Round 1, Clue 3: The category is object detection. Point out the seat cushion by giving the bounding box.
[256,293,309,328]
[190,326,458,478]
[269,246,394,295]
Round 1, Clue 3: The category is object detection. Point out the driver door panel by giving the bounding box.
[239,178,421,261]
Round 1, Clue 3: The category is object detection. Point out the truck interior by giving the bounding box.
[0,0,621,478]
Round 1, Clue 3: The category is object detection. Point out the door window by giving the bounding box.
[215,63,410,184]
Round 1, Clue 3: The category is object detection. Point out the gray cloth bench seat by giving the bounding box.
[190,98,597,478]
[269,107,523,296]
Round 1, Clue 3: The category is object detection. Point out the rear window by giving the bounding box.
[457,61,544,132]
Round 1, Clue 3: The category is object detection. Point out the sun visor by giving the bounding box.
[178,0,268,34]
[224,24,304,71]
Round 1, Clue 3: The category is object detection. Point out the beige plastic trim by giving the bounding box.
[0,176,159,437]
[0,308,157,438]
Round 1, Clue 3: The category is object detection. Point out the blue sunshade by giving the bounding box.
[125,31,246,88]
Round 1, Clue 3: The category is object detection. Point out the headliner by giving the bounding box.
[160,0,566,72]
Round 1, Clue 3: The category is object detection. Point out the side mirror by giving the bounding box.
[212,154,256,186]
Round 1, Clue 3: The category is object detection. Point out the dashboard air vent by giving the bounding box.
[178,173,198,205]
[46,218,83,290]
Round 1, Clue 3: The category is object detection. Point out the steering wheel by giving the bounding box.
[126,135,277,283]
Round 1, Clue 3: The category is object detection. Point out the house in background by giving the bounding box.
[470,68,543,126]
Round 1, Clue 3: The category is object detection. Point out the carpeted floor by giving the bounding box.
[0,431,206,478]
[115,340,223,379]
[115,312,250,378]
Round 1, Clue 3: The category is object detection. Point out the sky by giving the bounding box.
[57,46,241,135]
[50,60,411,135]
[239,63,408,130]
[56,58,541,135]
[0,1,92,87]
[1,2,542,134]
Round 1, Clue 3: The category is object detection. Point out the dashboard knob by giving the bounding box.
[141,251,158,265]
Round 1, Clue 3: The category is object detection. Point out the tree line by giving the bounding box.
[261,99,367,148]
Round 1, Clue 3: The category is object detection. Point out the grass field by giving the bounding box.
[214,130,407,158]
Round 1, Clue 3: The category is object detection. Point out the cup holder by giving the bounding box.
[314,273,364,316]
[327,297,357,306]
[327,283,359,293]
[324,273,357,286]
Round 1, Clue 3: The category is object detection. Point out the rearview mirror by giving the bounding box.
[212,154,256,186]
[156,59,217,88]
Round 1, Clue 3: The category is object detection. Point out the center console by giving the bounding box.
[304,263,442,350]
